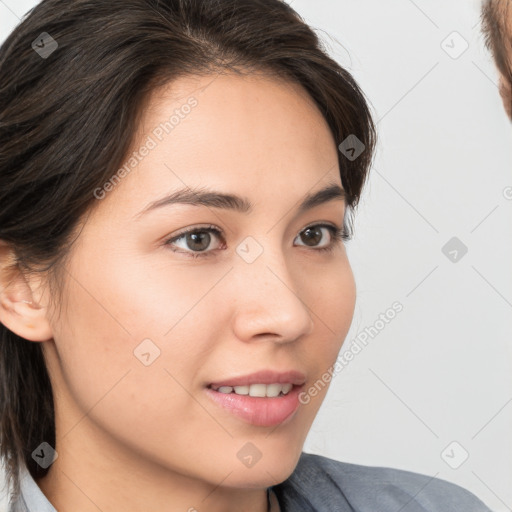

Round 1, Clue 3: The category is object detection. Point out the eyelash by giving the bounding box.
[163,223,352,259]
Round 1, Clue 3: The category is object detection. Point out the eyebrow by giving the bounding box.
[134,182,346,220]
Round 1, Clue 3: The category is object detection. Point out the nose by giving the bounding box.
[230,246,315,345]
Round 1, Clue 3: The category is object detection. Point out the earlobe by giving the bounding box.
[0,244,54,342]
[0,290,53,342]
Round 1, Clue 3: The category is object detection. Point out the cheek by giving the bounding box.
[290,255,356,416]
[57,234,231,368]
[55,251,211,376]
[306,253,356,345]
[49,271,221,472]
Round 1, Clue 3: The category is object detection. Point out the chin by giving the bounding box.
[227,465,298,489]
[224,447,303,489]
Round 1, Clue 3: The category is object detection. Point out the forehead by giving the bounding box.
[135,71,337,179]
[140,71,331,141]
[91,72,341,220]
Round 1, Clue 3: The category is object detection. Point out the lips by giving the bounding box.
[204,369,307,426]
[205,370,306,427]
[207,369,307,388]
[205,382,304,426]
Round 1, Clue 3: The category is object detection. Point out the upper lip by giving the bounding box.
[208,369,306,388]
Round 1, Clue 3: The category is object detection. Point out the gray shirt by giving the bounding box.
[9,451,492,511]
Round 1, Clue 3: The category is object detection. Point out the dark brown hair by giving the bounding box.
[0,0,376,502]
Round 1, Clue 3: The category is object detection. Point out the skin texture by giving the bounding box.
[0,72,356,512]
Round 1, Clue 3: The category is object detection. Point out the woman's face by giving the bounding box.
[39,71,356,502]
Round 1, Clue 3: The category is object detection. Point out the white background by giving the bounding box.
[1,0,511,511]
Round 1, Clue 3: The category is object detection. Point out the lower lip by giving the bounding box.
[204,385,303,427]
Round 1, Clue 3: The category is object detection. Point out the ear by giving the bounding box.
[0,241,53,342]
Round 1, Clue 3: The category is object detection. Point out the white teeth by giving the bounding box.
[233,385,250,395]
[249,384,267,397]
[281,383,293,394]
[213,383,294,397]
[265,384,282,397]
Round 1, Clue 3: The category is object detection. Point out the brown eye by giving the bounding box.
[299,226,325,247]
[294,224,349,252]
[164,223,349,259]
[182,231,212,252]
[164,224,224,258]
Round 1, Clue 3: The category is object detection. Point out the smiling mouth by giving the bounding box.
[207,382,297,398]
[204,383,304,427]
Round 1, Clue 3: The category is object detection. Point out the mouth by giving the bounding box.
[204,383,305,427]
[207,382,296,398]
[207,369,306,390]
